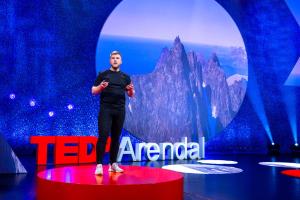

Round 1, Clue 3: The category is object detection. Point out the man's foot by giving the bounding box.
[109,163,124,173]
[95,164,103,175]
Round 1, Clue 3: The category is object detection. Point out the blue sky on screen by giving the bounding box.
[100,0,244,47]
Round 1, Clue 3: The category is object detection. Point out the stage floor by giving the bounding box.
[0,154,300,200]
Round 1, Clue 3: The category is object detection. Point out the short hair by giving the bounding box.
[110,50,122,58]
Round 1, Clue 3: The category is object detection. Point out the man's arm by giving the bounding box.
[126,83,135,97]
[91,81,109,95]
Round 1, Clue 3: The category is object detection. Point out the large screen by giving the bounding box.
[96,0,248,142]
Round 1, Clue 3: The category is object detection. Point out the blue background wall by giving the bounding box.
[0,0,299,154]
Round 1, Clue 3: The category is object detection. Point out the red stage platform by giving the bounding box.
[37,165,183,200]
[281,169,300,178]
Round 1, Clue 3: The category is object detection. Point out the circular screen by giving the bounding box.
[96,0,248,142]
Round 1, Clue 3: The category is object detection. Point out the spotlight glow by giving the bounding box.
[162,164,243,174]
[296,143,299,147]
[29,99,36,107]
[163,165,204,174]
[247,67,274,144]
[67,104,74,110]
[9,93,16,99]
[48,111,55,117]
[281,87,298,146]
[259,162,300,168]
[197,160,238,165]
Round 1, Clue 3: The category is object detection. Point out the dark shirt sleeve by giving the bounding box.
[125,75,131,91]
[125,75,131,89]
[93,73,104,86]
[127,75,132,85]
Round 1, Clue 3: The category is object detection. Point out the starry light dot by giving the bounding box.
[48,111,55,117]
[9,93,16,99]
[67,104,74,110]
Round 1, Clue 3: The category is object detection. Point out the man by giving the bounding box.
[92,51,134,175]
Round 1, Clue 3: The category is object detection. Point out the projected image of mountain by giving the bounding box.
[96,0,248,142]
[123,37,247,142]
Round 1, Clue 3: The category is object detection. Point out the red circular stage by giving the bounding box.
[37,165,183,200]
[281,169,300,178]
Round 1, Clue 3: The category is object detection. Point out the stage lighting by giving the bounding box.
[268,143,280,155]
[9,93,15,99]
[29,99,36,107]
[48,111,55,117]
[67,104,74,110]
[291,143,300,156]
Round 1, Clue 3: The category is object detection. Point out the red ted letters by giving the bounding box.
[30,136,111,165]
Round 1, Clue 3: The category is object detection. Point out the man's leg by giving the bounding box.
[96,107,112,164]
[109,109,125,164]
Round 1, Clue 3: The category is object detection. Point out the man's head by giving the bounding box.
[109,51,122,70]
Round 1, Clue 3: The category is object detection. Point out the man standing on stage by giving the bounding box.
[92,51,135,175]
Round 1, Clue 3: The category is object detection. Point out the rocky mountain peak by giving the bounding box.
[174,36,181,44]
[211,52,220,66]
[124,37,247,142]
[171,36,185,57]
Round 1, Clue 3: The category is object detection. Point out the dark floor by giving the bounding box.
[0,154,300,200]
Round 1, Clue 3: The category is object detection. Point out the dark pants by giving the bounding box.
[96,106,125,164]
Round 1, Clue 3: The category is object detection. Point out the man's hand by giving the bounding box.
[126,82,135,97]
[99,80,109,90]
[91,80,109,95]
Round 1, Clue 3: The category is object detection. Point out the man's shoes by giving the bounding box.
[95,164,103,175]
[109,163,124,173]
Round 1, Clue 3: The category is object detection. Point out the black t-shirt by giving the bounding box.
[93,69,131,109]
